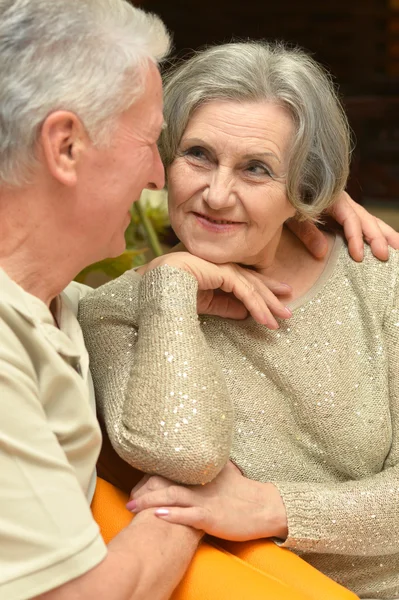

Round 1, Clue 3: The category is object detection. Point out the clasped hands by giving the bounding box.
[126,461,288,542]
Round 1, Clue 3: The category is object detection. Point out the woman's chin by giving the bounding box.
[185,244,240,264]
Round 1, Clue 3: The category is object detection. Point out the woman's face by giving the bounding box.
[167,100,296,267]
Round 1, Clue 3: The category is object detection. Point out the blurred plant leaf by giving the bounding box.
[75,248,146,284]
[74,189,170,285]
[133,200,163,257]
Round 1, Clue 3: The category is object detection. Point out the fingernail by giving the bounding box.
[284,307,292,316]
[155,508,170,517]
[126,500,137,512]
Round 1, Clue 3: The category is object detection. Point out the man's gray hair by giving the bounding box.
[0,0,170,186]
[160,42,351,220]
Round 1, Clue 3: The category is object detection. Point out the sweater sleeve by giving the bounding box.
[78,265,233,485]
[274,250,399,556]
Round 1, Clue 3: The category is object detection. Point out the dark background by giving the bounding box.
[135,0,399,223]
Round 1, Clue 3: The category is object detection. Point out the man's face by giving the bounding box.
[78,62,165,263]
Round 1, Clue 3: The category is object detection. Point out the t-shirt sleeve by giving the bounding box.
[0,312,107,600]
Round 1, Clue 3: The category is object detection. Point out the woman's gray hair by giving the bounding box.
[160,42,351,220]
[0,0,170,186]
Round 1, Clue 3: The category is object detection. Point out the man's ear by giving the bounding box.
[40,111,88,186]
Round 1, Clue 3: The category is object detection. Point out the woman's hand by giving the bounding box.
[138,252,292,329]
[287,191,399,261]
[127,461,288,542]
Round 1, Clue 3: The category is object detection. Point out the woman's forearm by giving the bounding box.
[118,265,233,483]
[78,266,234,485]
[274,467,399,556]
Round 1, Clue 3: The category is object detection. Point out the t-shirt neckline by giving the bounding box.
[286,233,344,313]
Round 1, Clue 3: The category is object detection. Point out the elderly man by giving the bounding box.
[0,1,398,599]
[0,1,205,599]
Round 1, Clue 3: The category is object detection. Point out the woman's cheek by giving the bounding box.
[168,205,187,241]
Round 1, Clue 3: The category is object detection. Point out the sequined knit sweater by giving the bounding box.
[79,236,399,599]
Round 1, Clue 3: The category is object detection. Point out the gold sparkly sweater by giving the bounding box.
[79,236,399,599]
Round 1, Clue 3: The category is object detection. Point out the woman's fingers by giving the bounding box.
[261,279,292,296]
[242,269,292,321]
[223,270,280,328]
[203,262,291,327]
[154,506,208,531]
[198,290,249,320]
[156,252,292,327]
[129,487,215,534]
[229,266,292,327]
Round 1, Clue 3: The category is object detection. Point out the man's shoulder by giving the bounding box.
[62,280,93,315]
[0,268,37,327]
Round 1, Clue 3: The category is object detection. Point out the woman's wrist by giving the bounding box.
[138,262,199,314]
[138,253,193,277]
[256,481,288,540]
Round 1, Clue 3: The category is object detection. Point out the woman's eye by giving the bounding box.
[184,146,207,160]
[246,163,271,176]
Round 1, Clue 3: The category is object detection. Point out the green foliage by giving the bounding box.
[74,249,147,284]
[75,190,170,284]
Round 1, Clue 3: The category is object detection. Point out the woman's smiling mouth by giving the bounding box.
[192,212,245,232]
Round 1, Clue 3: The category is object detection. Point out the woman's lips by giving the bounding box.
[192,212,244,233]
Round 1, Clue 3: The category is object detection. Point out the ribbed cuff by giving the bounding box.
[139,264,199,314]
[273,481,325,552]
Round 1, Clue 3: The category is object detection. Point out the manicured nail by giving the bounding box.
[284,307,292,316]
[126,500,137,512]
[155,508,170,517]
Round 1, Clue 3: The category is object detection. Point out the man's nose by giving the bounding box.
[147,145,165,190]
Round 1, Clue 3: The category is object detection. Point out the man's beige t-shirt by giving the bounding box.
[0,269,107,600]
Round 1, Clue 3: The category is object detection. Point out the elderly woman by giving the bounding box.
[80,42,399,599]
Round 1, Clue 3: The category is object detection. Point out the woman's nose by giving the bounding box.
[203,168,236,209]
